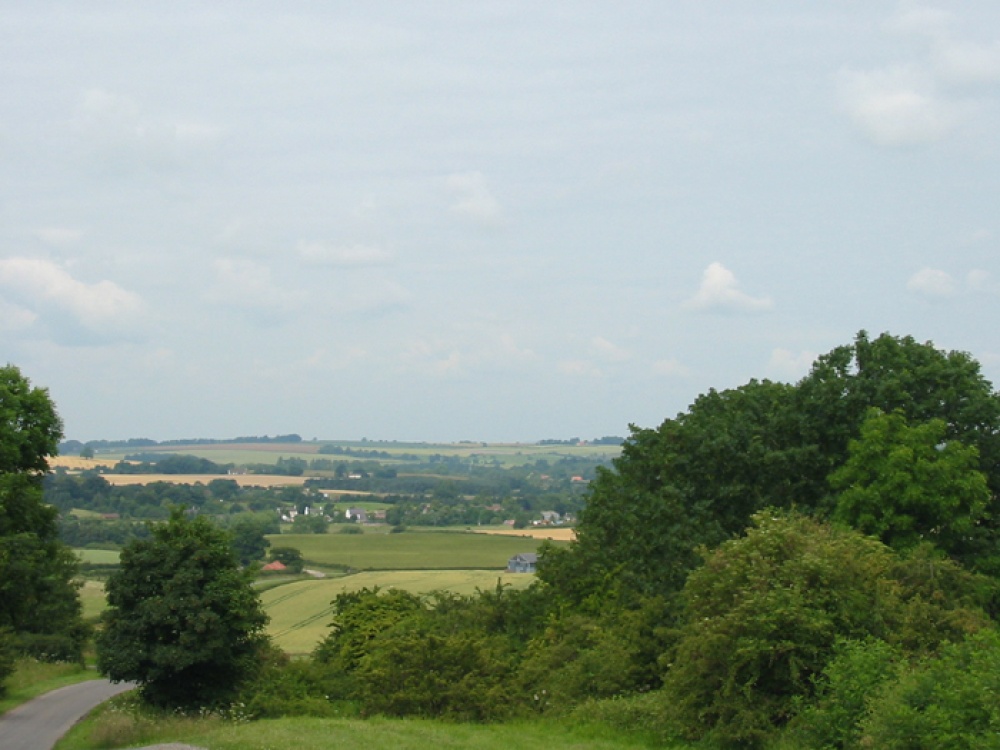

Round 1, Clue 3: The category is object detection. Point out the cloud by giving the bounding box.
[558,360,604,378]
[967,269,999,293]
[836,65,962,146]
[838,7,1000,146]
[205,258,304,317]
[906,267,957,297]
[72,88,223,172]
[768,348,816,381]
[0,257,142,332]
[684,262,773,314]
[0,299,37,332]
[446,171,503,227]
[298,241,393,267]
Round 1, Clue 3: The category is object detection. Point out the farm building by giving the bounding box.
[507,553,538,573]
[261,560,287,572]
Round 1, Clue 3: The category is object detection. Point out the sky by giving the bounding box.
[2,2,1000,443]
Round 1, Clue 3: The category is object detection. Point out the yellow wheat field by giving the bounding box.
[474,527,576,541]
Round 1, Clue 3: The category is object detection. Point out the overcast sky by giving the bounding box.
[3,2,1000,443]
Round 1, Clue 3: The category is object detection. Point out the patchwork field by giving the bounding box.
[474,527,576,541]
[263,570,534,653]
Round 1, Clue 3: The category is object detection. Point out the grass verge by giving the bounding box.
[0,659,102,716]
[55,707,679,750]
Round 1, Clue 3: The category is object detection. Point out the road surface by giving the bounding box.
[0,678,134,750]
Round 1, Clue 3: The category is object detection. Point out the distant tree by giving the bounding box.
[229,515,272,566]
[268,546,304,573]
[292,514,328,534]
[97,508,269,708]
[79,444,95,460]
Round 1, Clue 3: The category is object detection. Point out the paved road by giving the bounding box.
[0,679,134,750]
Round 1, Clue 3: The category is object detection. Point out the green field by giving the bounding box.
[263,570,534,652]
[274,531,561,570]
[75,549,120,564]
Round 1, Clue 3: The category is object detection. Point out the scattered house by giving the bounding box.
[503,519,516,527]
[372,509,387,521]
[261,560,287,572]
[507,553,538,574]
[345,507,369,523]
[539,510,562,525]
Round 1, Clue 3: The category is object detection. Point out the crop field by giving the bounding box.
[263,570,534,653]
[98,473,309,488]
[274,531,564,570]
[475,527,577,541]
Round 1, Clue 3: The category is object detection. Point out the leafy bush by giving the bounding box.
[785,638,902,749]
[859,629,1000,749]
[660,512,987,748]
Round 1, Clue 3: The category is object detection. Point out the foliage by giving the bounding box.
[830,408,990,560]
[97,508,270,709]
[0,364,63,474]
[786,637,903,750]
[548,331,1000,607]
[859,629,1000,749]
[268,545,305,573]
[0,628,14,695]
[660,512,987,748]
[228,514,272,566]
[0,366,87,663]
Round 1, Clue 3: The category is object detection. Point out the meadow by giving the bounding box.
[276,530,562,571]
[263,570,534,653]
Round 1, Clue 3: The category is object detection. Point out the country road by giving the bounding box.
[0,679,134,750]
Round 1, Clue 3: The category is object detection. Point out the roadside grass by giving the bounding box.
[275,531,564,570]
[55,709,673,750]
[0,659,101,716]
[263,570,534,653]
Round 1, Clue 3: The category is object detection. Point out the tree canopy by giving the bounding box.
[97,508,270,708]
[0,365,85,666]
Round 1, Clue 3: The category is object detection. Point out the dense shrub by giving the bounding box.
[660,512,988,748]
[859,629,1000,749]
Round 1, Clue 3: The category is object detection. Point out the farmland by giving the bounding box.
[275,530,562,571]
[263,570,535,653]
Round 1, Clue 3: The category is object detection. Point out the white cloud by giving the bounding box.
[0,299,37,331]
[684,262,773,314]
[967,269,998,293]
[907,267,957,297]
[298,241,393,267]
[206,259,303,316]
[446,171,503,227]
[836,65,962,146]
[768,348,816,381]
[72,88,223,171]
[0,257,142,329]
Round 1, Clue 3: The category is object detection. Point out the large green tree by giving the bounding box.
[97,508,269,708]
[830,408,991,561]
[541,332,1000,604]
[0,365,86,664]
